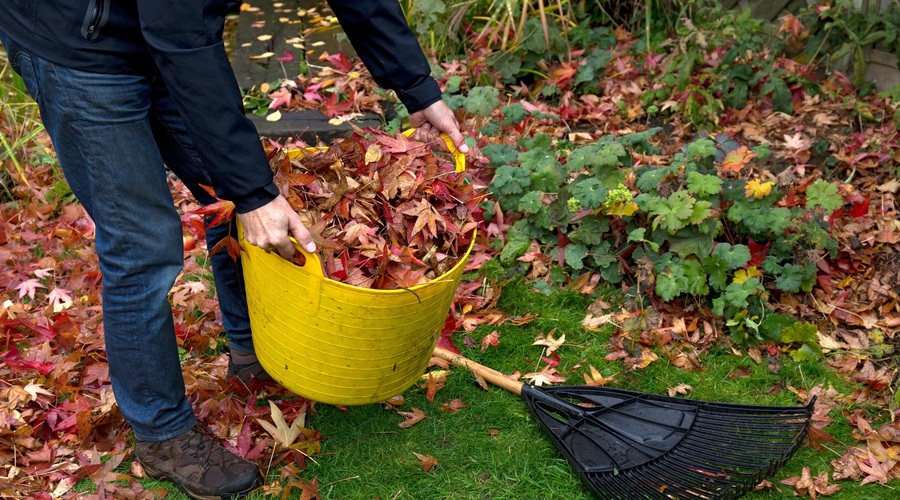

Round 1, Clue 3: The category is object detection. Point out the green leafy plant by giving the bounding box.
[400,0,463,56]
[486,129,841,345]
[804,0,900,90]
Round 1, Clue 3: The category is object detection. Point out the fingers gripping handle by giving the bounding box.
[402,129,466,173]
[290,237,324,279]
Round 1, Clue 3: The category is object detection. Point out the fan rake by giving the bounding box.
[434,347,814,499]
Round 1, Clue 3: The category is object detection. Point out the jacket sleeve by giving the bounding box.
[135,0,278,213]
[326,0,443,113]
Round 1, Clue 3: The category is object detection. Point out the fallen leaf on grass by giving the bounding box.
[831,448,864,481]
[583,365,616,386]
[523,366,566,386]
[532,329,565,356]
[582,312,614,331]
[727,366,752,379]
[413,452,439,472]
[257,401,304,448]
[666,383,693,397]
[753,479,779,492]
[636,348,659,369]
[857,446,897,485]
[480,330,501,351]
[666,348,703,371]
[806,425,840,451]
[440,398,468,414]
[384,395,405,407]
[282,477,320,500]
[421,370,447,402]
[780,467,841,498]
[398,407,427,428]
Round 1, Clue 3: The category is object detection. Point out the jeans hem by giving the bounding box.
[132,415,197,442]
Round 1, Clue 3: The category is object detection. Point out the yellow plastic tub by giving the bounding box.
[239,136,472,405]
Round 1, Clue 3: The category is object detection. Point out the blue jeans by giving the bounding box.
[2,35,255,441]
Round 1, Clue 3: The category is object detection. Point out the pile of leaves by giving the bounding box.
[270,128,486,289]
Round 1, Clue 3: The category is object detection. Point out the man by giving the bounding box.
[0,1,467,497]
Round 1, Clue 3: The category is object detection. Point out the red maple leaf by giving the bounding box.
[848,194,870,218]
[191,185,235,229]
[747,239,770,267]
[322,93,353,118]
[325,51,355,73]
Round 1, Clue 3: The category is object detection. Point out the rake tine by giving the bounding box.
[635,463,729,496]
[633,460,753,498]
[673,435,801,460]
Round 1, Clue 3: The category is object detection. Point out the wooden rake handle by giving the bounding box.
[432,347,524,396]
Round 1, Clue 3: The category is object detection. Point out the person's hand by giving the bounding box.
[409,100,469,154]
[237,194,316,259]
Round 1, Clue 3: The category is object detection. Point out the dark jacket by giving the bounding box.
[0,0,442,212]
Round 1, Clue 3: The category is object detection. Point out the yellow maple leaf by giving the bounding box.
[532,330,566,356]
[733,266,762,284]
[637,349,659,368]
[583,365,617,386]
[745,179,774,199]
[605,201,639,216]
[364,143,383,164]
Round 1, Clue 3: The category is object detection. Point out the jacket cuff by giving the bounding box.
[233,182,280,213]
[395,77,443,114]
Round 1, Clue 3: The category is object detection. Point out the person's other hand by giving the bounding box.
[237,194,316,259]
[408,100,469,154]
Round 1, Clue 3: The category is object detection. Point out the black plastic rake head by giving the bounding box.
[433,348,814,500]
[522,385,815,499]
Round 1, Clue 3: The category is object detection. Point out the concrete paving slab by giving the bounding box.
[232,0,382,143]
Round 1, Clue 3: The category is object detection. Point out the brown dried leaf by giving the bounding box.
[831,449,864,481]
[413,452,439,472]
[666,383,693,397]
[398,408,427,428]
[420,371,447,403]
[440,398,468,414]
[780,467,841,498]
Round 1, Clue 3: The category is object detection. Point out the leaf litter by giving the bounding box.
[272,127,487,289]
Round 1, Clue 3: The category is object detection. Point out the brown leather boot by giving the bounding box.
[226,356,273,385]
[134,426,261,499]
